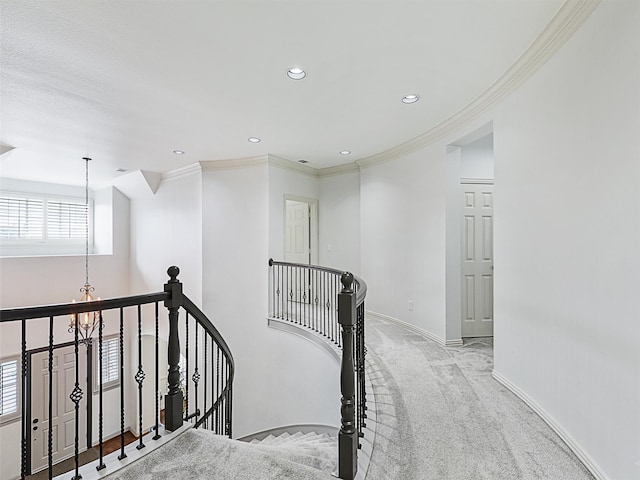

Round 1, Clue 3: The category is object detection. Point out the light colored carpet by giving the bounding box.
[101,315,596,480]
[102,429,335,480]
[364,316,595,480]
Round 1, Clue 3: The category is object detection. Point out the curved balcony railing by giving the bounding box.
[0,266,233,480]
[268,259,367,480]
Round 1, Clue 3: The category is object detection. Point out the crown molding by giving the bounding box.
[267,154,318,177]
[200,155,269,172]
[357,0,601,169]
[162,162,202,182]
[317,162,360,178]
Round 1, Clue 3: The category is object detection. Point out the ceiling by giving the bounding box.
[0,0,566,188]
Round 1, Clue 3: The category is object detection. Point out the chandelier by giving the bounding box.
[69,157,99,344]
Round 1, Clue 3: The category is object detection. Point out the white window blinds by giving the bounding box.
[0,192,89,243]
[94,337,120,392]
[0,358,19,419]
[47,200,87,239]
[0,196,44,239]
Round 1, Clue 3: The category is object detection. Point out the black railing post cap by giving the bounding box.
[341,272,354,292]
[269,258,274,266]
[167,266,180,283]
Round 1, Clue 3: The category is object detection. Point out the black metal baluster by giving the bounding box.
[47,316,53,480]
[223,354,228,435]
[314,270,319,332]
[276,265,280,318]
[226,369,233,438]
[184,311,189,422]
[193,324,200,424]
[212,337,216,432]
[97,311,105,470]
[204,333,207,429]
[330,274,334,342]
[306,268,310,328]
[338,276,343,348]
[271,261,275,317]
[359,302,367,426]
[216,344,220,433]
[20,319,27,480]
[136,305,145,450]
[118,308,126,460]
[337,275,342,346]
[287,266,292,321]
[154,302,161,440]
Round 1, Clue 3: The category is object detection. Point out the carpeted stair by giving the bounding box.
[247,431,337,473]
[103,428,337,480]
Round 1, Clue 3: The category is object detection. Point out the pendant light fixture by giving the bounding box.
[69,157,99,344]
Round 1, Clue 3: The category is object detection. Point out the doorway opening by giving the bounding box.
[446,124,494,344]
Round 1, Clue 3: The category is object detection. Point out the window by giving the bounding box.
[0,191,91,256]
[46,199,87,240]
[0,196,44,239]
[94,336,120,392]
[0,356,20,425]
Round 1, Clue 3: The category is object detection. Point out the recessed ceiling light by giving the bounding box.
[298,159,309,164]
[173,150,185,155]
[248,137,261,143]
[340,150,351,155]
[402,94,420,104]
[287,67,306,80]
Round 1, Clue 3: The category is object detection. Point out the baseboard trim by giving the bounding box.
[492,370,608,480]
[365,311,463,347]
[237,424,338,443]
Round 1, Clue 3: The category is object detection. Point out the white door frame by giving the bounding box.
[460,179,494,337]
[283,195,318,265]
[445,122,494,345]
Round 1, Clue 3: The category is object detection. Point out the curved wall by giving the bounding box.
[359,2,639,479]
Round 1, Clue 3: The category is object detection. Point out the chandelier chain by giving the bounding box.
[84,157,90,286]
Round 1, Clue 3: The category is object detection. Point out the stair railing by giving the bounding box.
[0,266,233,480]
[268,259,367,480]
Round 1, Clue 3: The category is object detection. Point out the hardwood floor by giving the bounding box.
[25,431,137,480]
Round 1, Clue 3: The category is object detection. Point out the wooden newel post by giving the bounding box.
[164,266,183,432]
[338,272,357,480]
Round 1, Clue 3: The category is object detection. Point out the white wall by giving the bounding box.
[202,163,339,438]
[360,144,448,342]
[0,186,130,480]
[318,171,361,274]
[129,171,203,303]
[460,133,494,179]
[268,160,319,262]
[360,2,639,479]
[492,2,640,479]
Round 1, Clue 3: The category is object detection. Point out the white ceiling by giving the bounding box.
[1,0,566,187]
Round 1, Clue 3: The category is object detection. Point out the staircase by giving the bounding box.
[101,428,338,480]
[247,431,338,474]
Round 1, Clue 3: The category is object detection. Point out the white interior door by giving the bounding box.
[284,200,311,265]
[461,183,494,337]
[30,345,87,474]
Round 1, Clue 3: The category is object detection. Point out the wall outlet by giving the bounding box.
[327,244,333,252]
[408,300,413,311]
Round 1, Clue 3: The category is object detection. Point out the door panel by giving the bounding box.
[284,200,311,265]
[31,345,87,474]
[461,183,494,337]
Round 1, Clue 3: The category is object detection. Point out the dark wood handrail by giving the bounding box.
[268,258,367,306]
[182,295,235,386]
[0,292,169,322]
